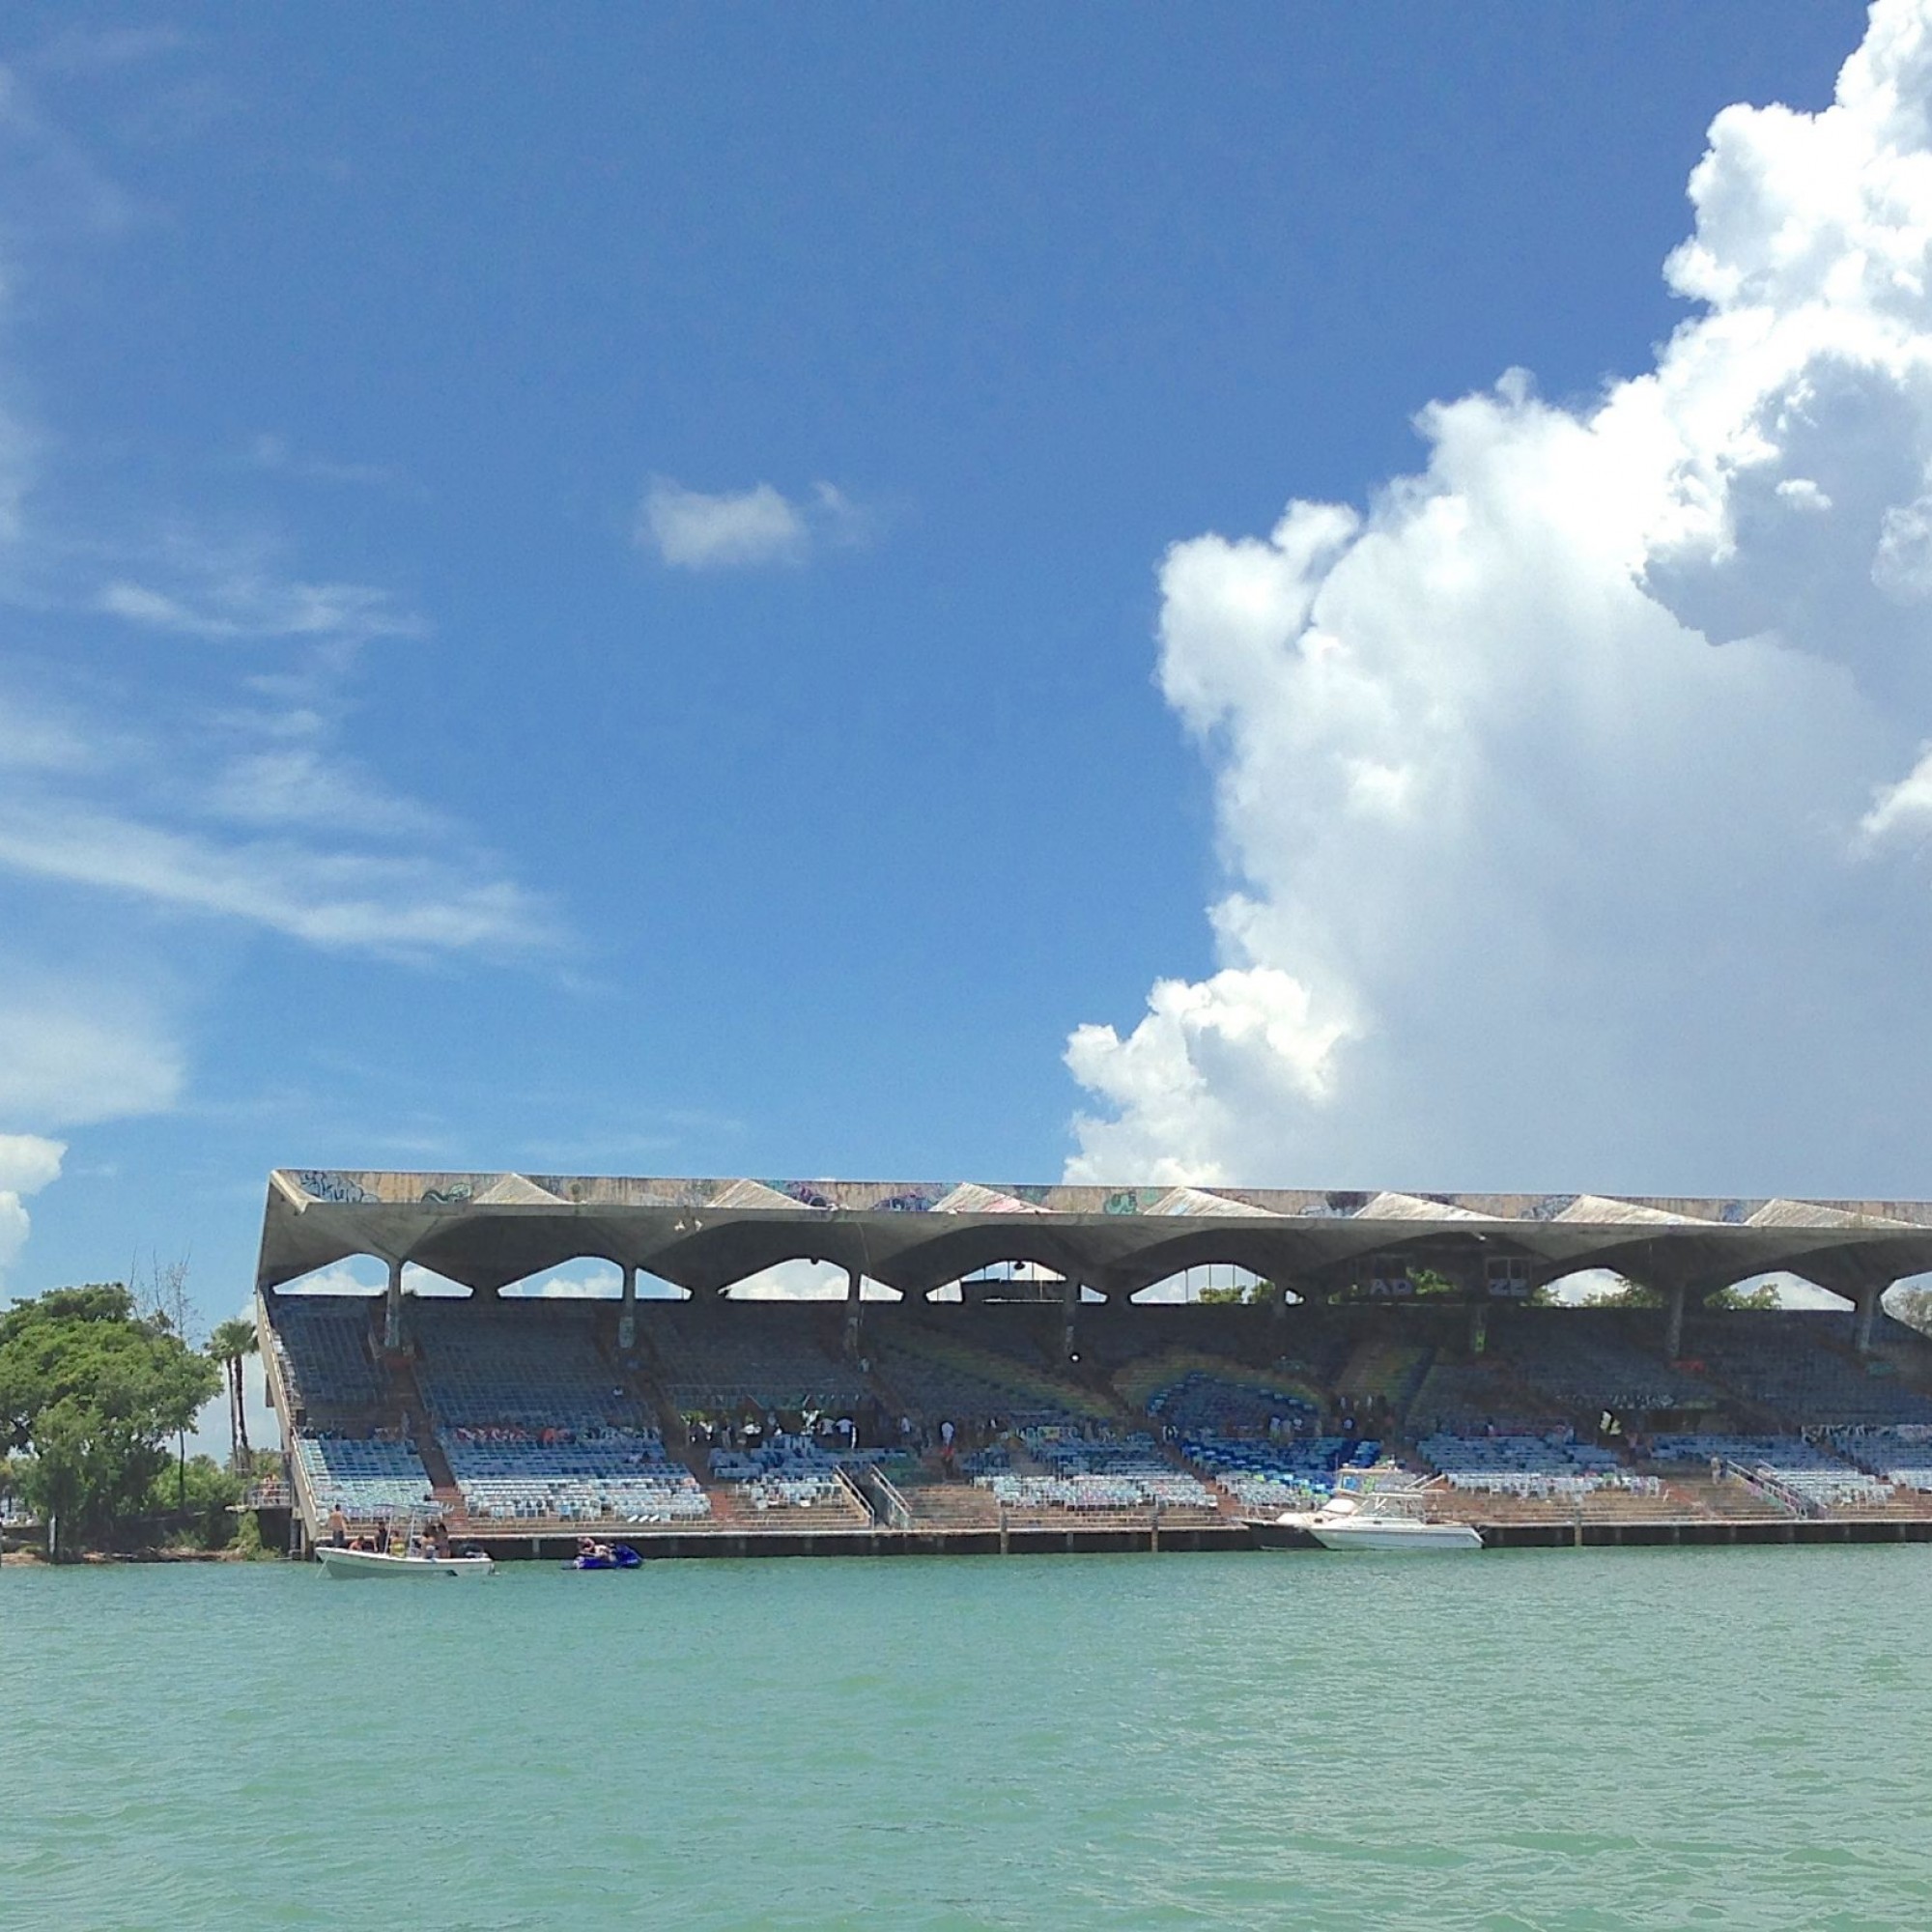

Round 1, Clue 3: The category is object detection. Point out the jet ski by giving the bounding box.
[565,1542,642,1570]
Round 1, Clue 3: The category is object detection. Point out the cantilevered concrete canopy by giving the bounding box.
[256,1171,1932,1302]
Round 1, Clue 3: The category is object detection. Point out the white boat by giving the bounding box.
[1262,1476,1482,1552]
[316,1544,495,1579]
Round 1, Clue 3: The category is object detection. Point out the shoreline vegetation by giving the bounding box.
[2,1545,260,1565]
[1,1281,276,1563]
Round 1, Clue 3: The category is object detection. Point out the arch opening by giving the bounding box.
[1541,1269,1645,1307]
[402,1263,471,1299]
[1883,1273,1932,1333]
[940,1260,1094,1305]
[498,1261,623,1300]
[723,1261,899,1300]
[1131,1264,1286,1306]
[1715,1271,1854,1312]
[273,1256,386,1296]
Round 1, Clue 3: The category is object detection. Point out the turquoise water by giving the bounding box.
[4,1548,1931,1930]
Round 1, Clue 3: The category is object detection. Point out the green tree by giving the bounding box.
[1707,1283,1781,1312]
[1197,1280,1279,1306]
[0,1284,220,1558]
[1577,1275,1663,1309]
[148,1453,242,1550]
[206,1317,259,1469]
[1889,1285,1932,1336]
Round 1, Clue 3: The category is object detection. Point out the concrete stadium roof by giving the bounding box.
[257,1172,1932,1302]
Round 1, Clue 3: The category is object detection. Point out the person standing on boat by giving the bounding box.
[327,1504,349,1548]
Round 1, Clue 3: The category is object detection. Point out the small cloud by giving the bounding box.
[97,575,419,643]
[639,479,807,569]
[810,481,873,550]
[203,747,451,842]
[0,1132,64,1197]
[245,433,403,494]
[637,477,872,571]
[0,981,184,1127]
[1859,745,1932,849]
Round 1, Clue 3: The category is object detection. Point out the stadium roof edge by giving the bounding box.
[255,1171,1932,1300]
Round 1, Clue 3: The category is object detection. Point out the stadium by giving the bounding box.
[257,1170,1932,1556]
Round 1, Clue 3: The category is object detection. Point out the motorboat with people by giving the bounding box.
[1251,1473,1482,1552]
[316,1543,496,1579]
[565,1539,642,1571]
[316,1513,494,1578]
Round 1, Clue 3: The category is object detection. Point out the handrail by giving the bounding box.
[1723,1458,1805,1516]
[284,1426,322,1541]
[850,1463,911,1530]
[259,1289,322,1546]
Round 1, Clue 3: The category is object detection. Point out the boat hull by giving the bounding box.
[1309,1520,1482,1551]
[316,1547,495,1579]
[1245,1518,1321,1550]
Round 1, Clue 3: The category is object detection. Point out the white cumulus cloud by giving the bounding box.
[0,1131,64,1284]
[1068,0,1932,1200]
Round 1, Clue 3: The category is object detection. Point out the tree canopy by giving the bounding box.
[0,1284,221,1555]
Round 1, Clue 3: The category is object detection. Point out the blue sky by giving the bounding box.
[0,0,1911,1371]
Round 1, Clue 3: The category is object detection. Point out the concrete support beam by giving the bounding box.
[384,1257,404,1353]
[1664,1283,1686,1361]
[1061,1274,1080,1362]
[1466,1299,1487,1357]
[1855,1285,1879,1354]
[843,1264,863,1356]
[618,1264,638,1351]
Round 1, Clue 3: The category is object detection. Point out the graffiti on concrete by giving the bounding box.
[872,1191,937,1215]
[294,1171,376,1205]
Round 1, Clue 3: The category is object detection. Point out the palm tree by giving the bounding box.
[207,1318,259,1471]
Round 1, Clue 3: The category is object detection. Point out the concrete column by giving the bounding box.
[1664,1283,1685,1360]
[618,1264,637,1351]
[384,1257,404,1353]
[1855,1285,1878,1354]
[843,1264,863,1355]
[1466,1299,1487,1357]
[1270,1278,1290,1324]
[1061,1273,1080,1361]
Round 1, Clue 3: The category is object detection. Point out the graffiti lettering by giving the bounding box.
[294,1171,375,1205]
